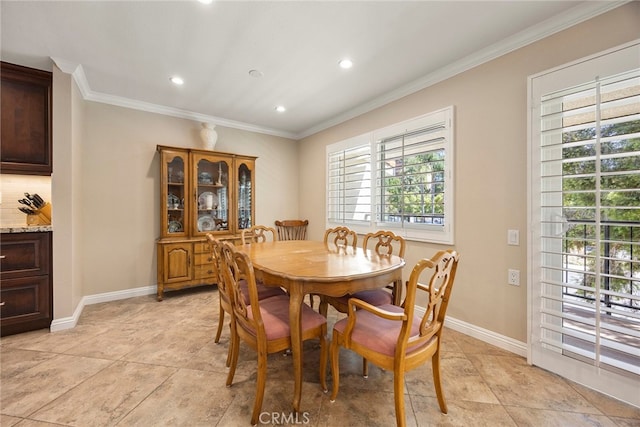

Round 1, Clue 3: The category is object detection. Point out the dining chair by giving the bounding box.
[207,234,285,367]
[320,229,406,376]
[275,219,309,241]
[315,226,359,309]
[241,224,277,245]
[329,249,460,427]
[206,234,236,367]
[319,230,406,316]
[219,240,328,426]
[323,226,357,249]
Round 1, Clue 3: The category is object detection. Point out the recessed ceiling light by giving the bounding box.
[275,106,286,113]
[170,76,184,85]
[249,69,264,78]
[198,0,213,4]
[338,59,353,69]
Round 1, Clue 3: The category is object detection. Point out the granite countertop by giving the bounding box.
[1,225,53,233]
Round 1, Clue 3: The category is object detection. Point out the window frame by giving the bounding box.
[326,106,455,244]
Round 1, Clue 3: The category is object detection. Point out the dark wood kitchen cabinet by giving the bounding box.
[1,61,53,175]
[0,232,53,336]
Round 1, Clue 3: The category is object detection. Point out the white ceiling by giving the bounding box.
[0,1,623,139]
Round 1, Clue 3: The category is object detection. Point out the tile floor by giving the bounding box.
[1,287,639,427]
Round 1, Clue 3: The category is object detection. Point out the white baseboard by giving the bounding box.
[50,285,156,332]
[445,315,527,357]
[412,305,527,357]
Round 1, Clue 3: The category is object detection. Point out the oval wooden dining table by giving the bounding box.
[237,240,405,413]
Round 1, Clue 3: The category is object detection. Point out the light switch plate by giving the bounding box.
[508,229,519,246]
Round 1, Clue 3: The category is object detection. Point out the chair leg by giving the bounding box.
[329,332,340,401]
[319,297,329,318]
[392,279,403,306]
[393,371,407,427]
[319,327,328,392]
[362,357,369,378]
[225,327,240,387]
[225,321,234,367]
[251,349,268,426]
[215,301,224,343]
[432,350,448,414]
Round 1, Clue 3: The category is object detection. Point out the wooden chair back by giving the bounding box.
[206,234,229,300]
[363,230,406,258]
[219,241,263,343]
[324,226,357,249]
[363,230,406,305]
[241,225,277,245]
[403,249,459,350]
[275,219,309,240]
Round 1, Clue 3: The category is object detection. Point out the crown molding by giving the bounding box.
[83,90,298,140]
[296,0,629,139]
[51,57,297,140]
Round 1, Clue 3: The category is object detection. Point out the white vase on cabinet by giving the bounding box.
[200,123,218,151]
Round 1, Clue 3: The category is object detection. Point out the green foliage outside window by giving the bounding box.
[381,149,445,223]
[561,119,640,310]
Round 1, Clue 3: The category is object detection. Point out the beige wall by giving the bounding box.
[298,3,640,343]
[73,103,297,297]
[52,65,85,318]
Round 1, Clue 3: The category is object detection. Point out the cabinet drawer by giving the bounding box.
[0,275,51,335]
[194,242,211,254]
[194,252,214,266]
[194,264,216,280]
[0,232,50,279]
[194,253,216,280]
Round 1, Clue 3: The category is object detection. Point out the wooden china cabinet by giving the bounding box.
[156,145,256,300]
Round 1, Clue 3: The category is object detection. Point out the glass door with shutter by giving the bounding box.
[530,42,640,405]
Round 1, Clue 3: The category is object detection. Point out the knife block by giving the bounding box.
[26,202,52,226]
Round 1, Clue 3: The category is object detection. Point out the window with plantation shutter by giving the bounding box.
[326,107,454,243]
[530,41,640,406]
[327,139,371,223]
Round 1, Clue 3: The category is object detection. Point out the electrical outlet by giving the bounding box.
[508,269,520,286]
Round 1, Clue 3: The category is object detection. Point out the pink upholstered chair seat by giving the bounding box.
[333,303,423,356]
[330,289,393,309]
[238,279,286,305]
[247,295,327,341]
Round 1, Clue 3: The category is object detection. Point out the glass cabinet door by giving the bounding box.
[161,149,188,238]
[237,158,255,232]
[192,152,230,236]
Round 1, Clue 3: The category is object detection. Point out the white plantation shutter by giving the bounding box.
[327,140,371,224]
[376,117,449,229]
[538,68,640,373]
[530,41,640,406]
